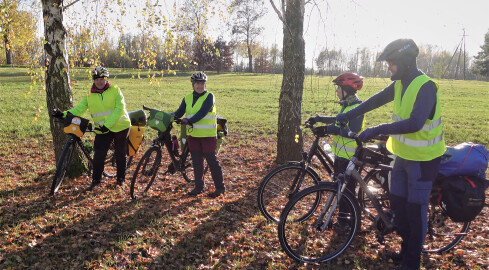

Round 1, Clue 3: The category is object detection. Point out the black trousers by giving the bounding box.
[92,128,129,182]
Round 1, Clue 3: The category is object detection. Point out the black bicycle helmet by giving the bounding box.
[91,66,109,79]
[190,71,207,83]
[377,38,419,62]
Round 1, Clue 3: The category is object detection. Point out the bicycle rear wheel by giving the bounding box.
[258,164,320,222]
[278,182,361,263]
[130,146,161,199]
[50,139,76,195]
[423,204,470,253]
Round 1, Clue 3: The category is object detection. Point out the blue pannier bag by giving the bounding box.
[439,142,489,177]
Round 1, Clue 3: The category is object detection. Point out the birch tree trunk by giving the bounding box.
[274,0,305,163]
[42,0,87,177]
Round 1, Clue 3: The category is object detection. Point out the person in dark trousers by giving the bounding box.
[53,67,131,190]
[172,71,225,198]
[337,39,446,270]
[308,72,365,230]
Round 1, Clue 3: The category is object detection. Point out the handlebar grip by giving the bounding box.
[142,105,151,111]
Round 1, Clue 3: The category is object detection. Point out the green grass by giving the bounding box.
[0,67,488,148]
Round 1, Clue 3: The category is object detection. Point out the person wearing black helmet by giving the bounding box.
[172,71,225,198]
[307,72,366,231]
[336,39,446,270]
[52,66,131,190]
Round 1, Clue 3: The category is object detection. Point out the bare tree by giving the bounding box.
[231,0,267,73]
[270,0,305,163]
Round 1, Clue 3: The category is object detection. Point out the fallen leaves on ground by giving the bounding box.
[0,134,488,269]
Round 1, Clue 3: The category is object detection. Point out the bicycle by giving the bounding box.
[130,105,225,199]
[50,113,134,195]
[257,122,335,222]
[277,125,470,263]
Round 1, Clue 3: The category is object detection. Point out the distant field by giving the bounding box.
[0,67,488,147]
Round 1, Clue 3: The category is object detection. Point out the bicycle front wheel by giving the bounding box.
[130,147,161,199]
[278,182,361,263]
[50,139,76,195]
[423,204,470,253]
[258,164,320,222]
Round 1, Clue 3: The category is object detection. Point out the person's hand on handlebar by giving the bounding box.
[306,115,319,125]
[52,108,64,119]
[358,126,382,142]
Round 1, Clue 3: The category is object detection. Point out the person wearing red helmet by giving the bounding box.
[307,72,366,230]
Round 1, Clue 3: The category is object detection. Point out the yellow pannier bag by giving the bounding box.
[128,126,145,156]
[63,113,90,138]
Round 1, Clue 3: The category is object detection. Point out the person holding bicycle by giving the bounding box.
[171,71,225,198]
[337,39,446,270]
[307,72,365,230]
[52,66,131,190]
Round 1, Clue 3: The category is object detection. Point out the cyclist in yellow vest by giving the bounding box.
[337,39,445,270]
[172,72,225,198]
[53,67,131,190]
[308,72,365,230]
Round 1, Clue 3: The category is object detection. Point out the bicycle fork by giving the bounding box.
[314,180,346,231]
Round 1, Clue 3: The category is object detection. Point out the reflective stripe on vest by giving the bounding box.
[94,113,129,127]
[386,74,446,161]
[185,92,217,137]
[331,102,365,159]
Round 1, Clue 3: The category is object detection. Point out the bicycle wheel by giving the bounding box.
[130,146,162,199]
[50,139,76,195]
[258,164,320,222]
[423,203,470,253]
[179,145,208,183]
[278,182,361,263]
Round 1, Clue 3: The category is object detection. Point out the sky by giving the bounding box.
[258,0,489,66]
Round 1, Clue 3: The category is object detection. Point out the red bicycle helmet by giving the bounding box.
[332,72,363,91]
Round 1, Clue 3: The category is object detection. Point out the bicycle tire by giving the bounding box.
[103,153,134,178]
[278,182,361,263]
[422,204,470,253]
[257,164,321,222]
[50,139,76,195]
[130,147,162,199]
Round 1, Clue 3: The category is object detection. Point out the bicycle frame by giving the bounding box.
[285,125,335,197]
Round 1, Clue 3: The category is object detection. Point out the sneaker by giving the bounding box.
[86,181,101,191]
[187,188,203,196]
[208,189,225,198]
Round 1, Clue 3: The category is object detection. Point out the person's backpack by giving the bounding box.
[439,142,489,177]
[433,175,489,222]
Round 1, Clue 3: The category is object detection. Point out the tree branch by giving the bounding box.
[62,0,81,11]
[269,0,284,24]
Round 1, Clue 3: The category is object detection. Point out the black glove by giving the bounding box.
[52,108,64,119]
[307,116,317,125]
[313,126,328,137]
[95,125,109,133]
[336,113,349,125]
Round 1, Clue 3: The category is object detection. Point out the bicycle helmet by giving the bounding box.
[377,38,419,62]
[333,72,364,92]
[91,66,109,80]
[190,71,207,83]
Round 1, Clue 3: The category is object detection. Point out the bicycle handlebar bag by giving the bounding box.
[148,109,174,132]
[63,112,89,137]
[128,109,147,126]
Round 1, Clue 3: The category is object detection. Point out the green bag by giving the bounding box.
[148,109,174,132]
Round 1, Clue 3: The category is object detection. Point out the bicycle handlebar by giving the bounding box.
[142,105,191,127]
